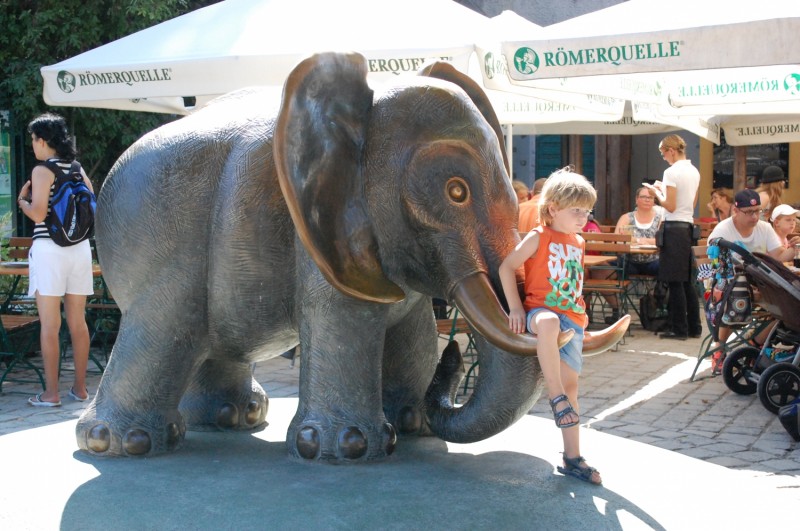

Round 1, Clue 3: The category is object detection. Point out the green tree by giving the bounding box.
[0,0,217,185]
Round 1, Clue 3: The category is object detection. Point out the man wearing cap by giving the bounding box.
[756,165,786,221]
[706,190,799,370]
[770,204,800,250]
[709,190,797,262]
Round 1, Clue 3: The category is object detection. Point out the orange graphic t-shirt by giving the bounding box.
[522,225,587,327]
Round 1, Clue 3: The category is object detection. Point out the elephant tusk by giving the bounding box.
[583,314,631,355]
[450,273,572,357]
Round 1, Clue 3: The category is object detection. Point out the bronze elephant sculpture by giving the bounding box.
[78,52,627,462]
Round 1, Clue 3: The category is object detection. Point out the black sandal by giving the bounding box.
[549,394,579,428]
[557,455,602,486]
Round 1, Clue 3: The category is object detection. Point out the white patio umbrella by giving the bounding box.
[40,0,490,114]
[479,9,720,142]
[499,0,800,144]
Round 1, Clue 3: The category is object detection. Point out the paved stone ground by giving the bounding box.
[1,324,798,485]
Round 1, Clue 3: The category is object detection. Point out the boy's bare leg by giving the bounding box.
[561,363,602,484]
[530,312,578,425]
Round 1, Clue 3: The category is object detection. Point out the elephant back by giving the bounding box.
[96,88,283,309]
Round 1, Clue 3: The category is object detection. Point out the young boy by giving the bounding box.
[498,168,602,486]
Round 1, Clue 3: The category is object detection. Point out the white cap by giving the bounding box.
[770,204,800,222]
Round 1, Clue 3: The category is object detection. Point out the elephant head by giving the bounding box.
[274,52,625,446]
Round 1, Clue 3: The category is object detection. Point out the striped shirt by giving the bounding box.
[31,158,71,240]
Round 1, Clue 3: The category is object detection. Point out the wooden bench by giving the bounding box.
[0,314,44,392]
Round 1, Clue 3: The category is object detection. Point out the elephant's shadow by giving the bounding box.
[64,431,664,530]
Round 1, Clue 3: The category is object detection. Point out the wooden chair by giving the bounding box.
[435,305,477,398]
[0,237,35,313]
[0,314,43,392]
[694,221,717,240]
[582,232,633,328]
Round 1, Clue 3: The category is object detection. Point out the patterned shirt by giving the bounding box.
[522,225,587,327]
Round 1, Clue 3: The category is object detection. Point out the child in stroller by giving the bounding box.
[718,242,800,413]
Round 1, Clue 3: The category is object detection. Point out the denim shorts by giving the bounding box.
[526,307,585,374]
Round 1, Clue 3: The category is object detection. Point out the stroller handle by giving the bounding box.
[713,238,759,266]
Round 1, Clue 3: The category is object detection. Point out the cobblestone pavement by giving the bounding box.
[1,326,797,487]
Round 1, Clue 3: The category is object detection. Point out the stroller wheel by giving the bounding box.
[722,346,759,395]
[757,363,800,414]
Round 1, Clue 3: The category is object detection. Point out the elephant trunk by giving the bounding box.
[425,331,543,444]
[424,272,551,443]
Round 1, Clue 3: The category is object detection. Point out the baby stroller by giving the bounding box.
[721,245,800,413]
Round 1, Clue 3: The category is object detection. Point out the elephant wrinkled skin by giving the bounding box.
[78,52,626,462]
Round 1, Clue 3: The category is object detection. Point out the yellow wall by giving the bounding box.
[698,140,800,208]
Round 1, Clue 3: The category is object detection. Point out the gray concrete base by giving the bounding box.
[2,398,795,530]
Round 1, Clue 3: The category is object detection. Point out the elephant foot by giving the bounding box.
[287,413,397,463]
[76,402,186,457]
[180,386,269,432]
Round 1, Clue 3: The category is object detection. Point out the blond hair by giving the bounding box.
[538,167,597,226]
[659,134,686,154]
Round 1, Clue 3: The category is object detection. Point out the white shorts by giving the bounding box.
[28,238,94,297]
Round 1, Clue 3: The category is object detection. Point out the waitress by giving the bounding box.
[644,135,702,340]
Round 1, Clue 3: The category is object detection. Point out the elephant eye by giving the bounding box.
[446,177,469,204]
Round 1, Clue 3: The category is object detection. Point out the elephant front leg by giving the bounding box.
[382,296,440,436]
[76,309,207,457]
[287,296,396,462]
[180,359,268,432]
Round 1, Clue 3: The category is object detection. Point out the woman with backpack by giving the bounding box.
[18,112,95,407]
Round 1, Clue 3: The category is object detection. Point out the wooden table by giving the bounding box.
[629,244,658,256]
[584,254,617,266]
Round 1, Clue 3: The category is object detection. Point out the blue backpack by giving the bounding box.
[40,160,96,246]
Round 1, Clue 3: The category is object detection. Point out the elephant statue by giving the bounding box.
[77,52,628,462]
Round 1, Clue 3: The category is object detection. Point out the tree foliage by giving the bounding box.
[0,0,218,184]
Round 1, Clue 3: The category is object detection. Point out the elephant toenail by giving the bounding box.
[397,406,421,434]
[296,426,319,459]
[384,423,397,456]
[166,422,182,449]
[244,400,263,426]
[123,429,152,455]
[338,426,367,459]
[87,424,110,453]
[216,403,238,428]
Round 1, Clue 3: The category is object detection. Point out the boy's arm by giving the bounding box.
[499,232,540,334]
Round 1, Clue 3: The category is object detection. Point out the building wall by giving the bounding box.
[455,0,626,26]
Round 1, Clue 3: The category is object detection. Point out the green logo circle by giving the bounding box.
[513,47,539,75]
[784,73,800,96]
[57,71,76,93]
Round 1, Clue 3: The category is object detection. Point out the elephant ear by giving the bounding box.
[419,62,510,175]
[274,52,404,303]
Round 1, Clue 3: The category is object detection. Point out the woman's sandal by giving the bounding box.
[557,455,602,486]
[549,394,579,429]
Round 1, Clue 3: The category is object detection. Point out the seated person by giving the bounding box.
[512,180,530,204]
[769,204,799,249]
[706,190,799,372]
[591,187,663,324]
[518,177,548,233]
[706,187,733,222]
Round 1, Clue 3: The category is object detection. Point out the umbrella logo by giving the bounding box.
[513,48,539,75]
[784,73,800,96]
[57,71,76,93]
[483,52,508,80]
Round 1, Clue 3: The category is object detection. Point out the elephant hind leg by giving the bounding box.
[180,359,268,432]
